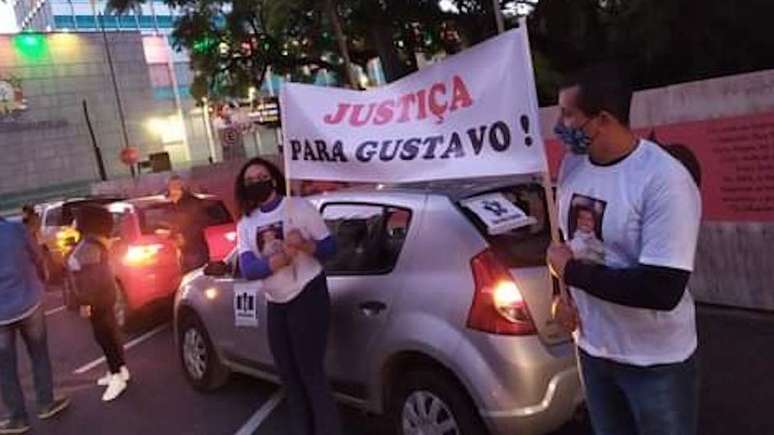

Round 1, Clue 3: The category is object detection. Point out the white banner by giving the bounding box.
[280,28,547,183]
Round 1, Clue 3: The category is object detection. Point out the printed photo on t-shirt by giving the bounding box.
[256,222,285,257]
[568,194,607,265]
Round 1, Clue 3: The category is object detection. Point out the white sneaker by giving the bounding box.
[101,374,127,402]
[97,366,130,386]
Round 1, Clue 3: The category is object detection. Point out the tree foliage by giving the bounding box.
[529,0,774,103]
[106,0,774,105]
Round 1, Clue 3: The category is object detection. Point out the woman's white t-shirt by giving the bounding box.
[237,197,331,303]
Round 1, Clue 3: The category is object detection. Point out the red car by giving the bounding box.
[76,194,235,329]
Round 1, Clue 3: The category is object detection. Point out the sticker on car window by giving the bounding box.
[461,193,537,235]
[234,284,259,328]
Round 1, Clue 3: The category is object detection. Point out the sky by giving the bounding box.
[0,2,17,33]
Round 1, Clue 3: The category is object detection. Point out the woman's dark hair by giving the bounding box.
[234,157,286,217]
[75,204,114,238]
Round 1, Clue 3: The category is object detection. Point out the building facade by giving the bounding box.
[0,32,166,203]
[14,0,179,35]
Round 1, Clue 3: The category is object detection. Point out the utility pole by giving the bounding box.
[97,8,135,177]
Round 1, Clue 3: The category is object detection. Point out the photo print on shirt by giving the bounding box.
[568,194,607,265]
[256,222,285,257]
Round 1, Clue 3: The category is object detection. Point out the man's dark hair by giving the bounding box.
[234,157,286,217]
[561,63,633,126]
[75,204,113,238]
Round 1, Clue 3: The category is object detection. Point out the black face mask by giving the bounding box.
[244,180,275,203]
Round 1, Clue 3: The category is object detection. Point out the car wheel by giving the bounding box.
[177,313,230,391]
[391,370,487,435]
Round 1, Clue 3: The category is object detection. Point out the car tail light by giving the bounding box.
[225,231,237,242]
[123,243,163,267]
[467,249,537,336]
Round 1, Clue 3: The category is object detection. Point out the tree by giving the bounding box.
[107,0,525,99]
[109,0,352,100]
[528,0,774,104]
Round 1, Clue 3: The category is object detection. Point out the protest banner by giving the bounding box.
[280,27,547,183]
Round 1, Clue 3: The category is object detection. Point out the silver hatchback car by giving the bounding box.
[174,175,583,435]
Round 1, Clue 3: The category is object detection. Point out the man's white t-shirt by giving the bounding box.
[237,196,331,304]
[558,139,702,366]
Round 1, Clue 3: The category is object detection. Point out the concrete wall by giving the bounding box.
[538,68,774,136]
[0,31,165,201]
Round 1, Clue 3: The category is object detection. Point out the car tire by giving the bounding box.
[390,370,488,435]
[177,312,230,392]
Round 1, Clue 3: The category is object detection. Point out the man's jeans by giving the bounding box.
[579,348,698,435]
[0,308,54,421]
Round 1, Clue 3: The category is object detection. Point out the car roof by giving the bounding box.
[112,193,219,210]
[40,196,125,210]
[310,174,544,203]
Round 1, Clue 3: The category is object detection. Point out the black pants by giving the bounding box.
[267,273,341,435]
[90,305,125,374]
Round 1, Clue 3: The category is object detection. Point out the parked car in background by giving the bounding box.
[95,194,235,329]
[175,176,583,435]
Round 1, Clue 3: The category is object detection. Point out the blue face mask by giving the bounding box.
[554,121,593,155]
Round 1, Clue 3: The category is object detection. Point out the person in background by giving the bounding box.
[234,157,340,435]
[67,205,130,402]
[0,217,70,434]
[166,175,211,273]
[20,205,51,285]
[20,205,41,245]
[215,102,248,161]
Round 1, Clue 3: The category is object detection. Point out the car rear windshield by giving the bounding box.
[56,198,123,226]
[138,200,233,235]
[139,204,176,235]
[200,200,233,226]
[457,184,551,268]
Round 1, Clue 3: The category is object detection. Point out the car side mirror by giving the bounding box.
[203,261,231,277]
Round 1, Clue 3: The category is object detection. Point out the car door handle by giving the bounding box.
[359,301,387,317]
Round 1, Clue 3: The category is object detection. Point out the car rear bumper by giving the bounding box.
[120,270,180,309]
[480,365,584,435]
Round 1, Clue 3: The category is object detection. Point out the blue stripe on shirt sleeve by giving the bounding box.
[314,236,336,263]
[240,251,272,280]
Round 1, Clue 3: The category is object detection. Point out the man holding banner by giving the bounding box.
[548,65,702,435]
